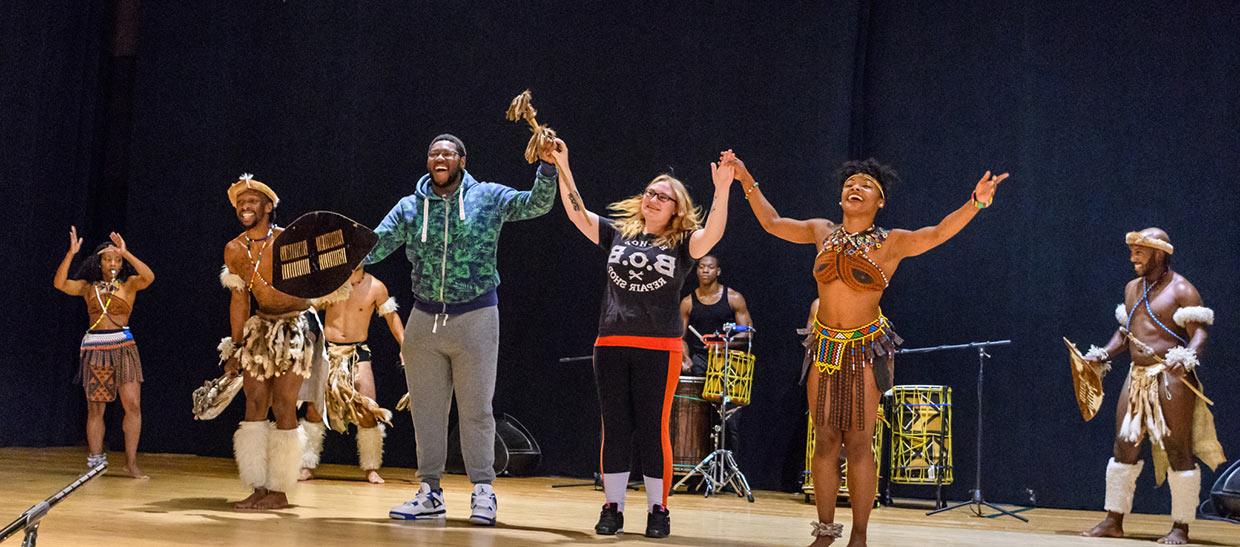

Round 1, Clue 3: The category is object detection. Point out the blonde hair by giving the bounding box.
[606,174,703,248]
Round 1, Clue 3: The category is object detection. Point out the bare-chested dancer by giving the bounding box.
[300,266,404,484]
[728,151,1007,547]
[219,174,326,510]
[54,228,154,479]
[1079,228,1225,545]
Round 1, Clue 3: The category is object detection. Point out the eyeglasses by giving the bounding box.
[643,189,676,204]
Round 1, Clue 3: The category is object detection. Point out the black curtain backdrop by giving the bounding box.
[3,1,1237,514]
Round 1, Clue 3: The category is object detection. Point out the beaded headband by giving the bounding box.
[844,173,885,199]
[1125,231,1174,255]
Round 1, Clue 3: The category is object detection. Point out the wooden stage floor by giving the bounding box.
[1,448,1236,546]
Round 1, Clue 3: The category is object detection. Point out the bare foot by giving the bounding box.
[124,464,150,480]
[1156,523,1189,545]
[1081,513,1124,538]
[808,537,837,547]
[251,491,290,510]
[365,469,385,484]
[299,468,314,481]
[234,488,268,510]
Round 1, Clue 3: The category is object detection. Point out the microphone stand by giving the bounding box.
[913,340,1029,522]
[1,462,107,545]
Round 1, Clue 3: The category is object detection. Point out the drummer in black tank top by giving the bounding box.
[678,255,753,375]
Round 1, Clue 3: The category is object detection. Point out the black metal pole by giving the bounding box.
[0,462,106,542]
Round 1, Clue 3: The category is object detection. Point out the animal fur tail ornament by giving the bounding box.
[324,347,393,432]
[506,89,557,164]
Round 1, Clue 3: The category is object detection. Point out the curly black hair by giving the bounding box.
[74,242,137,283]
[834,158,900,201]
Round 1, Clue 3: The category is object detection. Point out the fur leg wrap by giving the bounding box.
[357,424,385,471]
[300,419,326,469]
[1104,457,1144,514]
[265,426,306,493]
[234,421,271,490]
[1168,465,1201,523]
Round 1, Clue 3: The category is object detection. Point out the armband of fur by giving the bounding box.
[218,337,240,362]
[310,282,353,308]
[1085,345,1110,362]
[1172,306,1214,328]
[377,297,398,316]
[220,266,246,291]
[1086,345,1113,375]
[1115,304,1128,326]
[1164,346,1199,371]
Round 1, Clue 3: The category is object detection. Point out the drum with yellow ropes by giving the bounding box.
[701,337,755,406]
[888,385,953,506]
[801,403,886,503]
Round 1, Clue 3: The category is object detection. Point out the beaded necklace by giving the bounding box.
[820,225,890,289]
[1125,270,1187,345]
[88,279,121,330]
[243,225,275,290]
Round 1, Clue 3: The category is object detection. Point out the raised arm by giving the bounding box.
[53,225,88,296]
[886,171,1008,258]
[109,232,155,292]
[723,151,833,245]
[687,161,734,259]
[548,138,602,244]
[499,144,560,222]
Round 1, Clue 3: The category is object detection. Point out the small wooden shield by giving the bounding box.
[272,211,377,298]
[1063,337,1105,422]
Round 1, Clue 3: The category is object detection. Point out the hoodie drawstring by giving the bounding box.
[420,196,429,243]
[430,312,448,333]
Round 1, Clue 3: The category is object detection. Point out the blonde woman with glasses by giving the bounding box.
[548,137,734,539]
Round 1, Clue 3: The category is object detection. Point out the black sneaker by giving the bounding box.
[645,504,670,538]
[594,503,624,535]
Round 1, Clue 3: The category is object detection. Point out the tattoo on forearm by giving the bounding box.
[569,192,583,212]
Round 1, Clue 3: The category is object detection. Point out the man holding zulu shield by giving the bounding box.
[218,174,373,510]
[1074,228,1225,545]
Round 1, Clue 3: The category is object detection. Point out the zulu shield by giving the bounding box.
[273,211,377,299]
[1063,337,1105,422]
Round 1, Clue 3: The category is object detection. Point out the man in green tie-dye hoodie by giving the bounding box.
[368,134,556,526]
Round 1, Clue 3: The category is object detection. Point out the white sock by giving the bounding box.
[643,476,663,511]
[1168,465,1201,523]
[602,472,629,511]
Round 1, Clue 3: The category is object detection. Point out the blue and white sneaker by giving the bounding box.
[469,483,498,526]
[389,482,446,520]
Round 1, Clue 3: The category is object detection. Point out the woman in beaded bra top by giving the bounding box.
[723,150,1007,547]
[53,227,156,479]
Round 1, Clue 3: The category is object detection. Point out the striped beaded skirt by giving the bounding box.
[78,328,143,402]
[807,315,901,431]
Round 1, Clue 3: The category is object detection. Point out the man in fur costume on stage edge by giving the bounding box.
[219,174,329,510]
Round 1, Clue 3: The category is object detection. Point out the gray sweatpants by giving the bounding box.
[401,305,498,485]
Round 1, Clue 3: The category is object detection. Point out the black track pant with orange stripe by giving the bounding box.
[593,345,679,503]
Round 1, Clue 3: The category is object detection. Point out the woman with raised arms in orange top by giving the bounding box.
[725,151,1007,547]
[54,227,156,479]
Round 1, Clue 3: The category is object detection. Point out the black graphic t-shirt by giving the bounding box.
[596,218,696,338]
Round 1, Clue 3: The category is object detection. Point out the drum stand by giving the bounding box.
[671,324,755,503]
[921,340,1030,522]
